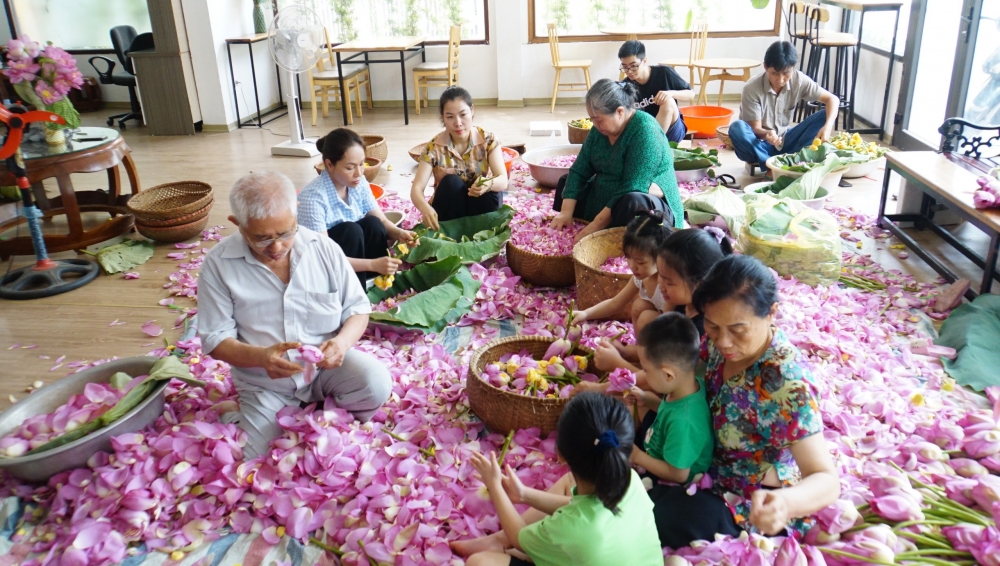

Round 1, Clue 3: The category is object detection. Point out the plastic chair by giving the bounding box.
[547,23,592,113]
[88,26,147,130]
[659,20,708,87]
[308,28,371,126]
[413,25,461,114]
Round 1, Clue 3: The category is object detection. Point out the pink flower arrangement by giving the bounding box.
[3,36,84,129]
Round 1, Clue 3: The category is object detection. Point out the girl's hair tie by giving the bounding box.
[593,430,620,453]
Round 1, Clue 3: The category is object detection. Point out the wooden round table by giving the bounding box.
[0,127,140,259]
[692,58,761,105]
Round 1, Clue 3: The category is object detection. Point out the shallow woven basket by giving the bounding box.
[567,123,590,144]
[126,181,213,223]
[468,336,595,435]
[573,227,632,321]
[363,157,382,183]
[136,215,209,243]
[408,143,424,162]
[716,125,732,149]
[135,199,213,228]
[505,241,575,288]
[362,135,388,162]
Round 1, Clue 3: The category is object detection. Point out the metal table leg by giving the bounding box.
[400,50,410,125]
[227,44,241,129]
[877,163,893,229]
[878,7,901,140]
[248,46,262,127]
[337,51,349,125]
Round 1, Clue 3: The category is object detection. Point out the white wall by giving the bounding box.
[852,49,903,141]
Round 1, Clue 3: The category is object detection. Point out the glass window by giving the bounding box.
[964,0,1000,126]
[276,0,487,43]
[858,0,910,57]
[10,0,151,51]
[532,0,779,38]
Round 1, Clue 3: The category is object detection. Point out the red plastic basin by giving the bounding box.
[681,106,734,139]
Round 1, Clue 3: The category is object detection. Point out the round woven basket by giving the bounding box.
[363,156,382,183]
[361,135,388,162]
[506,241,575,288]
[126,181,213,223]
[135,199,213,228]
[467,335,595,435]
[716,125,732,149]
[136,215,209,243]
[408,143,424,163]
[573,227,632,321]
[567,123,590,144]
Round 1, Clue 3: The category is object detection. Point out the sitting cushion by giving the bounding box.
[414,61,448,71]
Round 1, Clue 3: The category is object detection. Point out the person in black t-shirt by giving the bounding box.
[618,40,695,143]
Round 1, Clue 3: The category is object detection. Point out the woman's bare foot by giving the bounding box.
[450,533,505,557]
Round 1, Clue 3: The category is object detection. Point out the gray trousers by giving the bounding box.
[223,348,392,459]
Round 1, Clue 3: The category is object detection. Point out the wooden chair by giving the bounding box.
[413,25,461,114]
[547,23,592,112]
[308,28,372,126]
[659,20,708,87]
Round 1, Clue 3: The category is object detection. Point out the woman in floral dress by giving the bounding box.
[649,254,841,548]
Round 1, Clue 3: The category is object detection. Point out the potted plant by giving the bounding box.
[2,35,84,145]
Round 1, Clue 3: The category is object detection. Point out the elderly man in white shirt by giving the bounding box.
[198,171,392,459]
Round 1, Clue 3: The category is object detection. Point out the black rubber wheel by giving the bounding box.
[0,259,100,300]
[107,118,114,126]
[119,121,127,130]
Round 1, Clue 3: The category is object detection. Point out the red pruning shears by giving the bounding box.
[0,104,63,160]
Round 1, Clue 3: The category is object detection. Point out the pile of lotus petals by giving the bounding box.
[538,155,577,168]
[481,347,597,398]
[507,190,585,256]
[599,255,631,274]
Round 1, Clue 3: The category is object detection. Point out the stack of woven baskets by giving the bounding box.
[127,181,213,243]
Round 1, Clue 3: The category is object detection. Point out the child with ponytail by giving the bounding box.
[454,392,662,566]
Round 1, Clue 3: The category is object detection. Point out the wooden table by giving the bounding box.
[692,58,761,105]
[598,27,668,41]
[331,36,426,126]
[878,150,1000,299]
[225,33,303,129]
[0,127,141,259]
[819,0,903,140]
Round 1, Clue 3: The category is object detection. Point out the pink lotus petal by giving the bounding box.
[141,322,163,337]
[123,271,140,280]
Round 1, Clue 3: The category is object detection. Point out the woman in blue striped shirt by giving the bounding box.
[298,129,415,286]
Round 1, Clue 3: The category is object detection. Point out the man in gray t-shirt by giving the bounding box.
[728,41,840,167]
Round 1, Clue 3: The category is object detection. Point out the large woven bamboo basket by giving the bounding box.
[573,227,632,321]
[363,157,382,182]
[361,135,388,162]
[126,181,213,223]
[567,123,590,144]
[505,241,575,288]
[716,125,733,149]
[467,336,595,435]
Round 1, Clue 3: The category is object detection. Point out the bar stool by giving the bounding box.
[785,2,829,73]
[802,6,857,128]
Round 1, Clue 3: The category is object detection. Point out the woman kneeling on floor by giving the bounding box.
[410,86,509,231]
[298,128,416,287]
[551,78,684,244]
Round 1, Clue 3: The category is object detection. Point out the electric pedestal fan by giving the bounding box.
[268,6,325,157]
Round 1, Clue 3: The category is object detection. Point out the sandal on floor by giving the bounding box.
[715,174,742,191]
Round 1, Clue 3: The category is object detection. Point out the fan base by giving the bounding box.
[271,139,320,158]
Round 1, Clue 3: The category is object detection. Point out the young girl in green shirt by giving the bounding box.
[454,393,663,566]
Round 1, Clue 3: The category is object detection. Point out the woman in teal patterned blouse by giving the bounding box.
[647,255,841,549]
[551,79,683,244]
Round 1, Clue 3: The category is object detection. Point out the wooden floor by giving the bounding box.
[0,103,989,404]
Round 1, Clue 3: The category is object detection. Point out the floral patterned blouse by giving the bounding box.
[419,126,500,187]
[703,327,823,534]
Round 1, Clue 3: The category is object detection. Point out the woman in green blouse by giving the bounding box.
[551,79,683,243]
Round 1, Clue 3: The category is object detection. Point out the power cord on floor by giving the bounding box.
[237,82,286,138]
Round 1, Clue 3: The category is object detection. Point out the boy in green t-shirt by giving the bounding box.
[627,311,714,484]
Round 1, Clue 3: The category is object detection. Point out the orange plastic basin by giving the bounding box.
[369,183,384,200]
[681,106,734,139]
[502,147,518,175]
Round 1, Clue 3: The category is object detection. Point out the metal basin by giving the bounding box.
[0,357,167,483]
[675,168,710,183]
[520,144,582,187]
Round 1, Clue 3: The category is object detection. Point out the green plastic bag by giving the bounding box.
[937,294,1000,391]
[739,193,842,287]
[403,206,514,265]
[366,256,482,333]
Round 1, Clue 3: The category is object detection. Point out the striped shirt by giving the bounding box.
[297,170,378,233]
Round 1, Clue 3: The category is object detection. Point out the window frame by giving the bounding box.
[526,0,783,44]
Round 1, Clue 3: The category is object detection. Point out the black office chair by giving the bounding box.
[88,26,152,130]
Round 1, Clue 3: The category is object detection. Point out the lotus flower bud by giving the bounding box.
[546,363,566,378]
[870,494,925,522]
[971,474,1000,512]
[981,455,1000,472]
[484,363,500,378]
[974,190,996,209]
[775,536,807,566]
[801,544,827,566]
[917,420,965,450]
[964,430,1000,458]
[566,326,582,343]
[970,526,1000,566]
[950,458,989,478]
[815,499,861,535]
[843,524,898,550]
[942,523,986,552]
[803,525,840,545]
[542,339,571,360]
[945,477,979,506]
[563,355,579,374]
[664,557,693,566]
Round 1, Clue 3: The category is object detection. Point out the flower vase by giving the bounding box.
[253,1,269,34]
[44,128,66,146]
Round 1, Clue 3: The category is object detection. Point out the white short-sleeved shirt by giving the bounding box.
[197,227,371,397]
[297,170,378,233]
[740,71,823,138]
[633,275,667,312]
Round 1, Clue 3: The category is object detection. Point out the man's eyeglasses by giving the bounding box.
[619,63,641,73]
[245,226,298,249]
